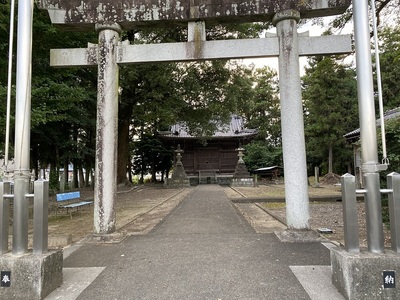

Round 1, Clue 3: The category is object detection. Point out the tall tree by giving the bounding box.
[30,7,97,187]
[302,56,358,175]
[0,3,98,187]
[376,25,400,110]
[1,4,276,185]
[116,23,270,184]
[330,0,400,32]
[245,66,280,145]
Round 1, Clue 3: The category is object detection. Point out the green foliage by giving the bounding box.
[244,141,282,172]
[379,118,400,172]
[329,1,399,32]
[245,66,280,145]
[302,56,359,175]
[376,26,400,110]
[0,4,276,183]
[48,164,59,191]
[133,135,173,182]
[0,4,98,179]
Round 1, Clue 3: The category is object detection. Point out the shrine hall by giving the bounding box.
[159,115,257,183]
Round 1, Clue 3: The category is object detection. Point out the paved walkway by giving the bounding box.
[46,185,344,300]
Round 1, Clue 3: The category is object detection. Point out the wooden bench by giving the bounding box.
[56,191,93,218]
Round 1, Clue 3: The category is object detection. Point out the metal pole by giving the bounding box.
[93,24,121,235]
[13,0,34,255]
[341,174,360,253]
[0,182,11,254]
[363,173,384,252]
[353,0,385,253]
[5,0,16,173]
[33,180,49,254]
[387,172,400,252]
[273,10,310,230]
[353,0,381,167]
[12,176,30,254]
[370,0,387,162]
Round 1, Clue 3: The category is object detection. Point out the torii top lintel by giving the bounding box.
[38,0,351,30]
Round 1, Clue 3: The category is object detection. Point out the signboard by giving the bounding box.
[1,271,11,287]
[383,271,396,289]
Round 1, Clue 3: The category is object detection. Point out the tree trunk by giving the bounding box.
[72,127,79,189]
[127,157,133,183]
[64,161,69,190]
[151,157,157,182]
[117,118,131,185]
[79,165,85,188]
[49,163,58,191]
[139,157,144,184]
[84,166,91,187]
[73,162,78,189]
[33,160,39,180]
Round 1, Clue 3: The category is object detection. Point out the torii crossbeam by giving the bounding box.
[38,0,350,29]
[38,0,352,236]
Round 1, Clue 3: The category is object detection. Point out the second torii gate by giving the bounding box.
[38,0,352,235]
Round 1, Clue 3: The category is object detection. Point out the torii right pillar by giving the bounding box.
[273,10,311,236]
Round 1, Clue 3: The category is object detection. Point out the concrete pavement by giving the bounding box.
[46,185,344,300]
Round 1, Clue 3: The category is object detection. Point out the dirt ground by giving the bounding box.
[24,185,191,247]
[17,182,392,250]
[227,184,392,248]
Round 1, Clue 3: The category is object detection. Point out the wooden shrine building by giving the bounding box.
[159,115,257,184]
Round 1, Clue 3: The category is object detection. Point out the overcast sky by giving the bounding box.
[242,16,354,75]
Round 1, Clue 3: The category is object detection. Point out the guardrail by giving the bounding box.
[0,180,49,255]
[341,173,400,253]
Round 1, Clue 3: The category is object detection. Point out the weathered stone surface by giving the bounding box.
[230,177,254,187]
[331,247,400,300]
[233,163,250,178]
[38,0,351,30]
[165,145,190,187]
[50,34,352,68]
[93,25,120,235]
[0,250,63,300]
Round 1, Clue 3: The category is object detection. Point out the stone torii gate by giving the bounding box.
[38,0,352,235]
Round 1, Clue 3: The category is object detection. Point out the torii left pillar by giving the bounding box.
[273,10,310,231]
[93,24,121,235]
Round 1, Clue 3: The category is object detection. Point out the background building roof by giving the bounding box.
[344,107,400,141]
[158,115,257,140]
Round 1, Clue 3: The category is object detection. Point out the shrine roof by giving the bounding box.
[344,107,400,141]
[158,115,258,140]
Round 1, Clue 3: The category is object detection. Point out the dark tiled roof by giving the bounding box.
[159,115,258,139]
[344,108,400,140]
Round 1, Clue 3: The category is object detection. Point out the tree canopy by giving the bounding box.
[302,55,359,175]
[2,0,398,185]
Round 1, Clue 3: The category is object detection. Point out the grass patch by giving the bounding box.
[263,202,286,209]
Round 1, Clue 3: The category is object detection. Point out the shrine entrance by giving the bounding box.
[37,0,352,234]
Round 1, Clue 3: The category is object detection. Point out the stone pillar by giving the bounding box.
[231,145,253,187]
[273,10,310,230]
[166,145,190,187]
[233,146,250,178]
[93,24,121,235]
